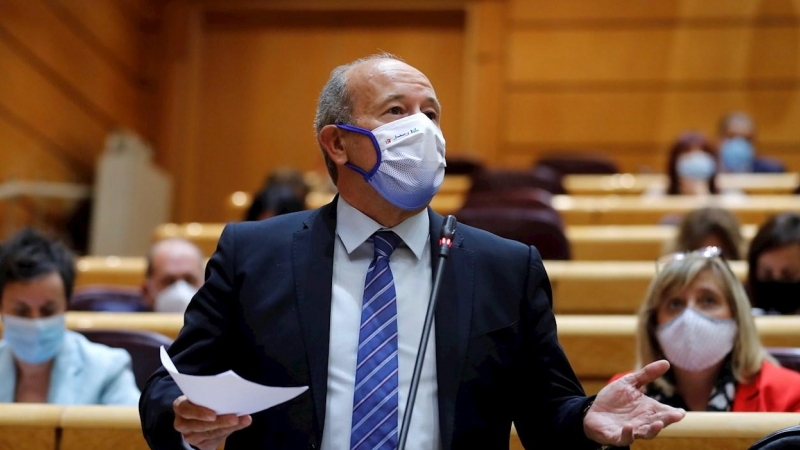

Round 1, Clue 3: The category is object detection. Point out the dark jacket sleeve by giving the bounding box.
[512,246,611,449]
[139,223,240,449]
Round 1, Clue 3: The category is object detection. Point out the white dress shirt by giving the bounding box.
[321,198,440,450]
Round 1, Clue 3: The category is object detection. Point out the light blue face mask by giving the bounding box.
[677,151,716,181]
[1,314,66,364]
[720,137,755,173]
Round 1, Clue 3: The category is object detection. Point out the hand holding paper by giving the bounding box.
[160,346,308,416]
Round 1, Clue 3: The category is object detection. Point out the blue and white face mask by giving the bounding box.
[1,314,66,364]
[677,151,716,181]
[337,113,447,211]
[720,137,755,173]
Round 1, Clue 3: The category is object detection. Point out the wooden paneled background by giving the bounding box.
[4,0,800,224]
[0,0,159,232]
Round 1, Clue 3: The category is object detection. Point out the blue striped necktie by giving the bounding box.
[350,230,402,450]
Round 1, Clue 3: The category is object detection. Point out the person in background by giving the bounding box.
[142,238,204,313]
[244,184,306,221]
[717,111,784,173]
[610,248,800,412]
[244,168,309,221]
[747,212,800,315]
[664,207,744,260]
[0,228,140,404]
[663,131,721,196]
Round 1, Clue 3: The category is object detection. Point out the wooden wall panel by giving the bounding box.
[0,0,157,237]
[510,0,800,22]
[48,0,148,81]
[501,0,800,173]
[0,114,84,183]
[182,10,465,221]
[508,26,800,84]
[505,89,800,144]
[0,0,148,134]
[0,38,107,168]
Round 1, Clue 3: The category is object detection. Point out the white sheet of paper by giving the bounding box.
[160,346,308,416]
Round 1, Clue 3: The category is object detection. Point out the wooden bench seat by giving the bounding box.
[564,173,800,196]
[59,406,148,450]
[0,312,183,339]
[0,404,62,450]
[567,225,758,261]
[552,195,800,226]
[545,260,747,314]
[73,257,747,315]
[511,412,800,450]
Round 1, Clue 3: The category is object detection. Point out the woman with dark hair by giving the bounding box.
[0,228,140,404]
[747,212,800,315]
[665,131,720,196]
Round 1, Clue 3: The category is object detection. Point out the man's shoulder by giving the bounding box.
[225,208,320,241]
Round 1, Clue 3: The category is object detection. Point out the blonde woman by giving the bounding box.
[610,248,800,412]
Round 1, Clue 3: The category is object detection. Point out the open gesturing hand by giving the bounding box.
[583,360,686,447]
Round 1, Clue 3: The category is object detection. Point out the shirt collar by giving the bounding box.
[336,197,429,260]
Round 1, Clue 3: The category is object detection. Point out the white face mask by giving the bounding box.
[656,307,737,372]
[154,280,198,313]
[338,113,447,210]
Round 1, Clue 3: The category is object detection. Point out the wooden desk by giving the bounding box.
[564,173,800,196]
[552,195,800,226]
[0,312,183,340]
[59,406,149,450]
[0,404,62,450]
[75,257,147,287]
[154,222,226,256]
[556,315,800,394]
[74,258,744,315]
[511,413,800,450]
[567,225,758,261]
[544,260,747,314]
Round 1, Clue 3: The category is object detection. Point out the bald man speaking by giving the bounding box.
[139,54,684,450]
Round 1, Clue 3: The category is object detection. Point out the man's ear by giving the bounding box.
[319,125,348,165]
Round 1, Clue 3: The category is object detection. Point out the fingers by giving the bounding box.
[173,395,253,442]
[630,360,671,389]
[184,415,252,448]
[634,420,664,440]
[661,407,686,426]
[174,396,218,422]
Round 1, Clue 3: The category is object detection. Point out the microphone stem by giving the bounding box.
[397,252,448,450]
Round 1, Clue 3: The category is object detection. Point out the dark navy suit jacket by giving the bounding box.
[139,199,599,449]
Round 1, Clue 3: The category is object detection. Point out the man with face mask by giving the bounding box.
[717,111,785,173]
[140,54,685,450]
[142,238,204,313]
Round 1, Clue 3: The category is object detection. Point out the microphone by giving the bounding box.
[397,215,457,450]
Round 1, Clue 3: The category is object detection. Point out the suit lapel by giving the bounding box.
[293,199,338,440]
[428,209,474,450]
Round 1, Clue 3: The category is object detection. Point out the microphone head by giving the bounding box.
[441,215,457,240]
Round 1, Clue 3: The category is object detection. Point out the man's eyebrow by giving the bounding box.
[377,94,441,112]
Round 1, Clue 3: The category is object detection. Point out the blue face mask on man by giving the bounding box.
[720,137,755,173]
[1,314,66,364]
